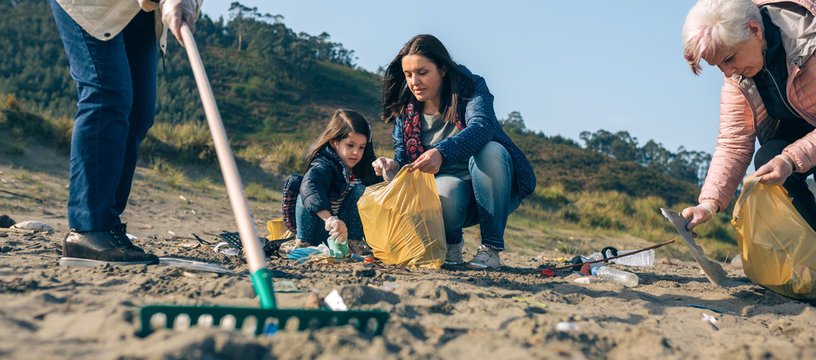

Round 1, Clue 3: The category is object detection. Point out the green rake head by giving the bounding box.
[138,305,390,337]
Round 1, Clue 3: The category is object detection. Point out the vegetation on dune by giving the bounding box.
[0,0,738,258]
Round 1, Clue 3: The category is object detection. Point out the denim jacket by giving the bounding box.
[392,65,536,199]
[299,145,355,214]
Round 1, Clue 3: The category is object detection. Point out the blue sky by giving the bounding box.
[201,1,724,154]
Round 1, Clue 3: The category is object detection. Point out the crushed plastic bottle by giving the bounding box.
[327,237,349,257]
[609,249,655,267]
[591,265,639,287]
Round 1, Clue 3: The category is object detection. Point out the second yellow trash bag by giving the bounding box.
[357,166,446,268]
[732,174,816,299]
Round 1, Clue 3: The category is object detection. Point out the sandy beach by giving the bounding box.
[1,149,815,360]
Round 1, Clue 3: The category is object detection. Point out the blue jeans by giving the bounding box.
[436,141,521,251]
[50,0,158,231]
[295,184,366,246]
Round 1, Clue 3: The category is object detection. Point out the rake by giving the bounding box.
[137,24,388,337]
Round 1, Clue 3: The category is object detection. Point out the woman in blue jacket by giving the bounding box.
[373,34,536,269]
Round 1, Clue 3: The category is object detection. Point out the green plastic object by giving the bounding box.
[327,237,349,257]
[137,305,390,336]
[250,268,277,308]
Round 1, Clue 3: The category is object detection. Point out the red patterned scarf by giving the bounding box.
[401,102,463,162]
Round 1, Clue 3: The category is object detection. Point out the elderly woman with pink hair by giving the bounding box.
[681,0,816,231]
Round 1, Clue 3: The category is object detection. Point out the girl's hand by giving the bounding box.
[755,155,793,186]
[324,216,348,244]
[372,157,399,180]
[411,149,443,174]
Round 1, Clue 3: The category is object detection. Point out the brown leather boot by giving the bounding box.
[60,224,159,266]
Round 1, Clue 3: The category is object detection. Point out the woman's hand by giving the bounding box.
[411,149,443,174]
[681,201,716,231]
[160,0,197,47]
[755,155,793,186]
[372,157,399,180]
[324,216,348,244]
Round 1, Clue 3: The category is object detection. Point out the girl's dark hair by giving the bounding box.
[382,34,474,123]
[306,109,379,185]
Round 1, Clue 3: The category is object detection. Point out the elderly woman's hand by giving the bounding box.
[681,201,717,231]
[755,155,794,186]
[411,149,443,174]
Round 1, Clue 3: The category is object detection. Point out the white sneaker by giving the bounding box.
[445,241,464,264]
[467,245,501,269]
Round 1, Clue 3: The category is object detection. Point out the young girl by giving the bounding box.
[287,109,379,254]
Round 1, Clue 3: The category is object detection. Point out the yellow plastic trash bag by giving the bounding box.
[732,174,816,299]
[357,166,446,268]
[266,218,294,241]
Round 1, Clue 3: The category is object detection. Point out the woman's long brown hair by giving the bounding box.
[382,34,474,124]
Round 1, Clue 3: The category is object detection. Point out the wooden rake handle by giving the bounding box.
[179,24,266,274]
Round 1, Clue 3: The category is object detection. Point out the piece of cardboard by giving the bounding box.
[660,208,727,285]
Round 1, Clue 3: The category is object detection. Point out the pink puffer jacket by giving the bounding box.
[700,0,816,211]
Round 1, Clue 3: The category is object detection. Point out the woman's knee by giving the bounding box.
[470,141,511,172]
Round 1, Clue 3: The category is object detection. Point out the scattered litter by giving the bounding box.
[126,233,137,241]
[556,322,579,332]
[324,289,348,311]
[179,195,187,201]
[382,281,401,291]
[579,262,594,275]
[168,230,176,236]
[287,247,322,262]
[315,244,331,256]
[177,241,200,249]
[273,280,299,292]
[11,221,53,234]
[513,297,547,309]
[0,215,15,228]
[262,322,278,336]
[158,257,232,274]
[609,248,655,267]
[304,291,322,308]
[540,269,554,277]
[686,304,725,314]
[702,313,719,330]
[574,277,605,284]
[213,241,240,256]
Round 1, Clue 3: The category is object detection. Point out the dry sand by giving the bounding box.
[1,147,815,359]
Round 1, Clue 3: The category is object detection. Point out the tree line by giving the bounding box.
[0,0,373,141]
[499,111,711,186]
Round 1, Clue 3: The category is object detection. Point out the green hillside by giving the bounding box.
[0,0,736,258]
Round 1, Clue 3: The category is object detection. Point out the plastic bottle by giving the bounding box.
[610,249,655,267]
[327,237,349,257]
[591,266,639,287]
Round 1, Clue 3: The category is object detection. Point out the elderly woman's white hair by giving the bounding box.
[682,0,763,74]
